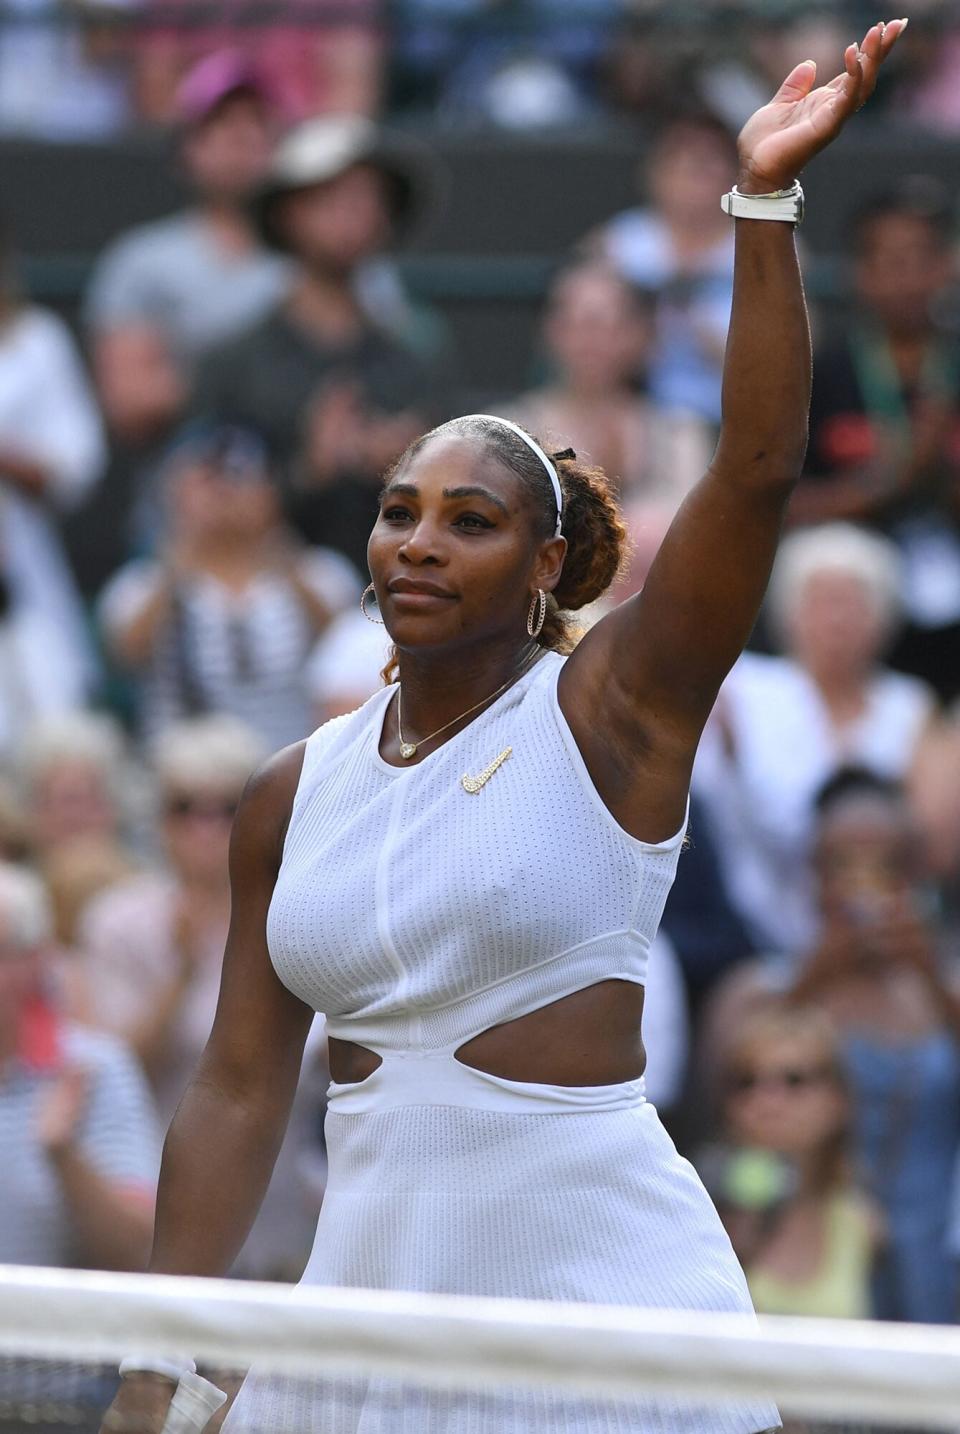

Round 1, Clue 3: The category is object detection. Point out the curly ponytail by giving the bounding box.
[539,451,628,653]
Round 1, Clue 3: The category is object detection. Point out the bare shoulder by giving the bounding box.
[231,740,308,877]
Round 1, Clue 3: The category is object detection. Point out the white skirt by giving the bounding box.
[225,1055,781,1433]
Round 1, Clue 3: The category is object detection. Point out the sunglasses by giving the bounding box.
[728,1065,835,1096]
[163,795,240,822]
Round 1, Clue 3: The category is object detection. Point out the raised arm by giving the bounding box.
[563,20,905,840]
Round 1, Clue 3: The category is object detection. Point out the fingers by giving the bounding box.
[772,58,819,103]
[880,16,908,58]
[855,22,885,102]
[822,41,863,110]
[857,18,908,104]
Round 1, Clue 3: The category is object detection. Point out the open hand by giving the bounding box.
[737,18,907,194]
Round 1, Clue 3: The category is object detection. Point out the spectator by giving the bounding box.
[702,1004,879,1320]
[695,525,938,954]
[76,716,325,1279]
[0,862,159,1270]
[76,716,263,1125]
[793,179,960,701]
[0,220,105,688]
[134,0,385,127]
[17,714,144,957]
[592,110,737,424]
[87,52,289,393]
[507,260,711,503]
[703,770,960,1324]
[100,422,360,751]
[74,53,288,597]
[0,0,139,141]
[192,115,447,572]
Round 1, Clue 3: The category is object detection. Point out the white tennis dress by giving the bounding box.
[224,652,780,1433]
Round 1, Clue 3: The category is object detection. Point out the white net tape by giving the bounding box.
[1,1265,958,1433]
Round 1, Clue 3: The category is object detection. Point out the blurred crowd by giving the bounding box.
[8,3,960,138]
[3,2,960,1350]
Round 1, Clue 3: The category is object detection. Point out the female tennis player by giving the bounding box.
[104,20,905,1434]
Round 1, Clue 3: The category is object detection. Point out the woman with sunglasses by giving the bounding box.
[102,21,904,1434]
[704,766,960,1326]
[707,1004,880,1324]
[76,716,263,1131]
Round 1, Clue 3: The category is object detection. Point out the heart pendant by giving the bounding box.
[399,742,418,760]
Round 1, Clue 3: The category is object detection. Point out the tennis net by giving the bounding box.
[1,1264,958,1434]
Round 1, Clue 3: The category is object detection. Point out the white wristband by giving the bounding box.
[721,181,804,225]
[119,1353,198,1383]
[160,1371,228,1434]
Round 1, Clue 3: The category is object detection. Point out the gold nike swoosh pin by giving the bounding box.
[461,747,513,794]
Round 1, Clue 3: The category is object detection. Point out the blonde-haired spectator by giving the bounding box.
[76,715,264,1124]
[694,524,939,953]
[702,771,960,1324]
[702,1002,879,1321]
[20,712,135,850]
[18,712,143,945]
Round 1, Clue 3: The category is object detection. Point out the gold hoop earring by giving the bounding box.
[527,589,547,638]
[361,583,384,625]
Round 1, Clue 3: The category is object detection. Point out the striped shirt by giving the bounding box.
[100,547,361,751]
[0,998,161,1268]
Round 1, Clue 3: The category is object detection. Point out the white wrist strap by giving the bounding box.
[119,1353,197,1383]
[721,181,804,224]
[160,1371,228,1434]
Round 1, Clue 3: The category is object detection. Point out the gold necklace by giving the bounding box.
[396,653,538,760]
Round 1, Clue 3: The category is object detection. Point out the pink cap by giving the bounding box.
[176,49,277,127]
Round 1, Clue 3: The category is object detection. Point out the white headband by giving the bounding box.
[461,414,563,537]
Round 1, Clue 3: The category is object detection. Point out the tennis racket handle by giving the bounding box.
[159,1371,228,1433]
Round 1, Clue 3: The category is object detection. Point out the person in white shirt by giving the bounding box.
[695,523,938,953]
[0,227,106,693]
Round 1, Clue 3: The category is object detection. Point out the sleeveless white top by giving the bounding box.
[228,652,781,1434]
[267,651,687,1055]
